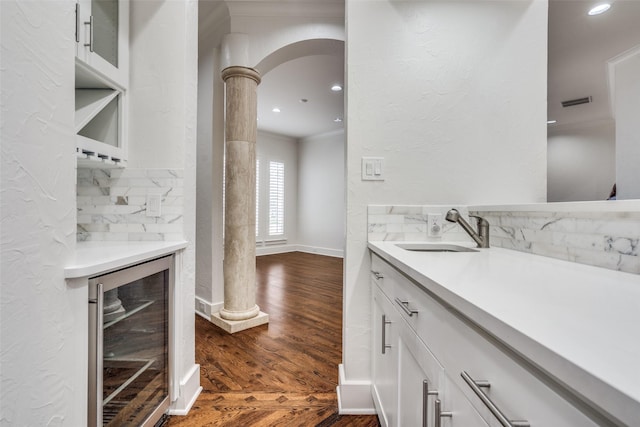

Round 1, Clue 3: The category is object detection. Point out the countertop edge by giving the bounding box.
[65,240,188,279]
[368,241,639,426]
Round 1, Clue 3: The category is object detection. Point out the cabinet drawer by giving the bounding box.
[393,277,602,426]
[372,254,396,299]
[439,308,601,427]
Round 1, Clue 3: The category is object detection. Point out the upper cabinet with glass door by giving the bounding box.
[76,0,128,86]
[75,0,129,168]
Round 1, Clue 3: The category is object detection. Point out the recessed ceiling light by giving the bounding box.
[588,3,611,15]
[547,120,557,125]
[331,84,343,92]
[272,107,281,113]
[334,117,343,123]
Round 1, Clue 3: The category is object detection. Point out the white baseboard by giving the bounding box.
[256,244,344,258]
[337,364,376,415]
[168,364,202,416]
[195,296,222,319]
[296,245,344,258]
[256,244,298,256]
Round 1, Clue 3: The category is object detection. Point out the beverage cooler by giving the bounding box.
[88,255,174,427]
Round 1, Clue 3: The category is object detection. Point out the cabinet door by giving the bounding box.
[397,306,489,427]
[76,0,129,87]
[397,316,443,427]
[372,285,398,427]
[75,0,128,167]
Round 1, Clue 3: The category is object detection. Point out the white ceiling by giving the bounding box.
[257,53,344,139]
[547,0,640,128]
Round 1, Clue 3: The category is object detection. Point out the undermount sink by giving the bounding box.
[396,243,479,253]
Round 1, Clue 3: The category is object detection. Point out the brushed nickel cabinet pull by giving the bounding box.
[75,3,80,42]
[381,314,392,354]
[423,380,428,427]
[423,380,439,427]
[461,371,530,427]
[434,398,452,427]
[395,297,418,316]
[84,15,94,52]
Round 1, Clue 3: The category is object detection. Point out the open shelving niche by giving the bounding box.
[75,58,127,169]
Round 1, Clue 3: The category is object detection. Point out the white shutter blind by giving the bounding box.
[268,161,284,236]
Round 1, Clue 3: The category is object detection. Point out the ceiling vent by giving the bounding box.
[561,96,592,107]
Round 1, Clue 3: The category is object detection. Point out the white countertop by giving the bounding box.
[368,240,640,426]
[65,240,188,278]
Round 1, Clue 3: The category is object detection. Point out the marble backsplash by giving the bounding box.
[77,168,184,242]
[368,204,640,274]
[472,208,640,274]
[367,205,476,243]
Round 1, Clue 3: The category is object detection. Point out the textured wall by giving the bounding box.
[128,0,200,409]
[343,0,548,391]
[1,0,81,424]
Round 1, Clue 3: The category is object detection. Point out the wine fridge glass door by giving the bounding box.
[88,255,173,427]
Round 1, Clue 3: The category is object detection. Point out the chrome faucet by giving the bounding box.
[445,209,490,248]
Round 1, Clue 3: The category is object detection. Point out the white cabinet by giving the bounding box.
[397,318,449,427]
[372,259,488,427]
[76,0,128,85]
[372,282,398,427]
[74,0,128,168]
[371,252,602,427]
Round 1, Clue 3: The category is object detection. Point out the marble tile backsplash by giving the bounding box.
[472,209,640,274]
[369,204,639,274]
[77,168,184,242]
[367,205,476,243]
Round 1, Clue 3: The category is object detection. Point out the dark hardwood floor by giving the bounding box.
[168,252,380,427]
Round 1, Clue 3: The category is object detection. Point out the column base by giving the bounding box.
[210,311,269,334]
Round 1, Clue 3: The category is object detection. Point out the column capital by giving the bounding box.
[221,66,261,85]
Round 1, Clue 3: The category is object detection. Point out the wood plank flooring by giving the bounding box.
[167,252,380,427]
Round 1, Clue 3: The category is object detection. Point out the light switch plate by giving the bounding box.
[362,157,385,181]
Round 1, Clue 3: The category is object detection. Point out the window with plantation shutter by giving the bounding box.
[268,161,284,236]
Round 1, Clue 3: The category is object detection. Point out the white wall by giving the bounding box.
[195,46,225,317]
[129,0,200,412]
[548,121,616,202]
[1,1,80,424]
[224,2,344,71]
[341,0,548,407]
[256,131,299,246]
[0,1,199,423]
[298,130,345,256]
[129,1,194,169]
[195,5,229,318]
[615,51,640,200]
